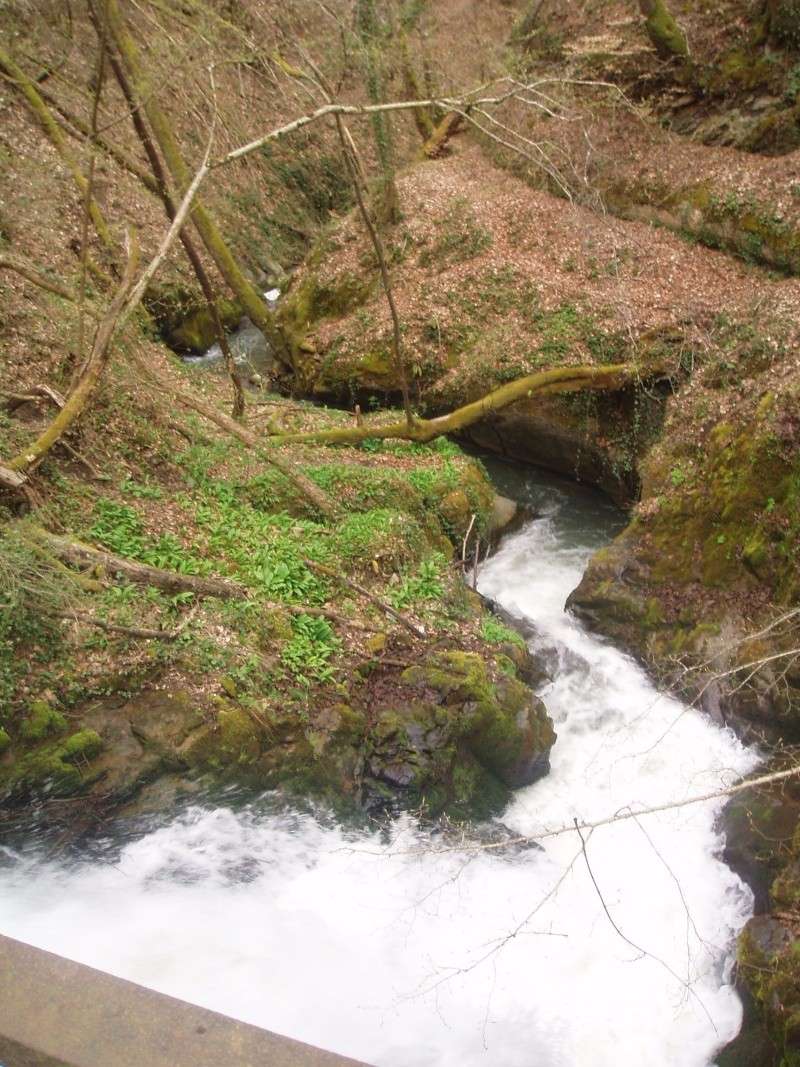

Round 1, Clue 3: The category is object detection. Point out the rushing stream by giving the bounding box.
[0,467,759,1067]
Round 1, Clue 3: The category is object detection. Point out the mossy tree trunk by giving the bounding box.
[267,363,659,447]
[356,0,401,225]
[398,32,435,142]
[0,44,116,258]
[96,0,293,369]
[638,0,689,59]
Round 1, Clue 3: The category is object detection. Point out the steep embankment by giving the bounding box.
[1,0,799,1059]
[0,1,563,837]
[276,77,800,1067]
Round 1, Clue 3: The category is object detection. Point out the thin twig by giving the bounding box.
[305,558,426,638]
[574,817,716,1031]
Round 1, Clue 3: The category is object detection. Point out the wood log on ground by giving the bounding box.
[33,529,249,599]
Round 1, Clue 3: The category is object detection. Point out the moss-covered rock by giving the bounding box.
[142,281,242,354]
[278,266,377,386]
[0,729,104,801]
[361,650,555,819]
[606,178,800,275]
[569,376,800,738]
[168,300,242,354]
[19,700,67,741]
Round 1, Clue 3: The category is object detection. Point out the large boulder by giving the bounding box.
[364,651,556,820]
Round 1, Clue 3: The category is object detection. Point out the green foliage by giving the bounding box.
[669,465,687,487]
[89,499,213,576]
[480,616,526,648]
[0,522,72,712]
[194,490,328,603]
[335,508,424,566]
[120,476,163,500]
[89,499,144,557]
[281,614,340,684]
[526,301,626,364]
[390,555,445,609]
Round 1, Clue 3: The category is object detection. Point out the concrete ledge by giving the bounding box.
[0,934,370,1067]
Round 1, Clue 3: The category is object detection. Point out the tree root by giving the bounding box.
[60,611,184,640]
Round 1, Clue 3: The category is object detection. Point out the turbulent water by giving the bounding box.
[0,469,759,1067]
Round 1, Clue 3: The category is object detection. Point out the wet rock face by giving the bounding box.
[2,646,555,827]
[461,391,657,508]
[363,651,556,820]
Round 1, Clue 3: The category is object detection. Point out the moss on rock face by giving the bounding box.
[608,178,800,275]
[362,650,555,819]
[142,282,242,354]
[0,729,104,801]
[20,700,67,741]
[568,364,800,737]
[278,266,377,384]
[176,646,555,822]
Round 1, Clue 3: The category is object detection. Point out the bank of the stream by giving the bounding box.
[0,465,759,1067]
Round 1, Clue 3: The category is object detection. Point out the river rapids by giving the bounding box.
[0,468,758,1066]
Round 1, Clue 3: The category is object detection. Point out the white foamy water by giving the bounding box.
[0,474,758,1067]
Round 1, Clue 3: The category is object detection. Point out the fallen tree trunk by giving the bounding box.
[96,0,291,367]
[269,363,658,446]
[0,253,98,308]
[33,533,392,632]
[5,156,209,476]
[0,246,335,519]
[0,465,27,491]
[5,232,140,473]
[127,352,339,519]
[33,529,249,599]
[103,41,245,419]
[38,84,160,193]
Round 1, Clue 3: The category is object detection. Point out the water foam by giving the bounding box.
[0,475,758,1066]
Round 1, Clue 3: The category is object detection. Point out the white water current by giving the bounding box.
[0,470,759,1066]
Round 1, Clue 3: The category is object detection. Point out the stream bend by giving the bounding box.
[0,470,758,1067]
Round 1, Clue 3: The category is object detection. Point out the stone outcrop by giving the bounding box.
[0,646,555,826]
